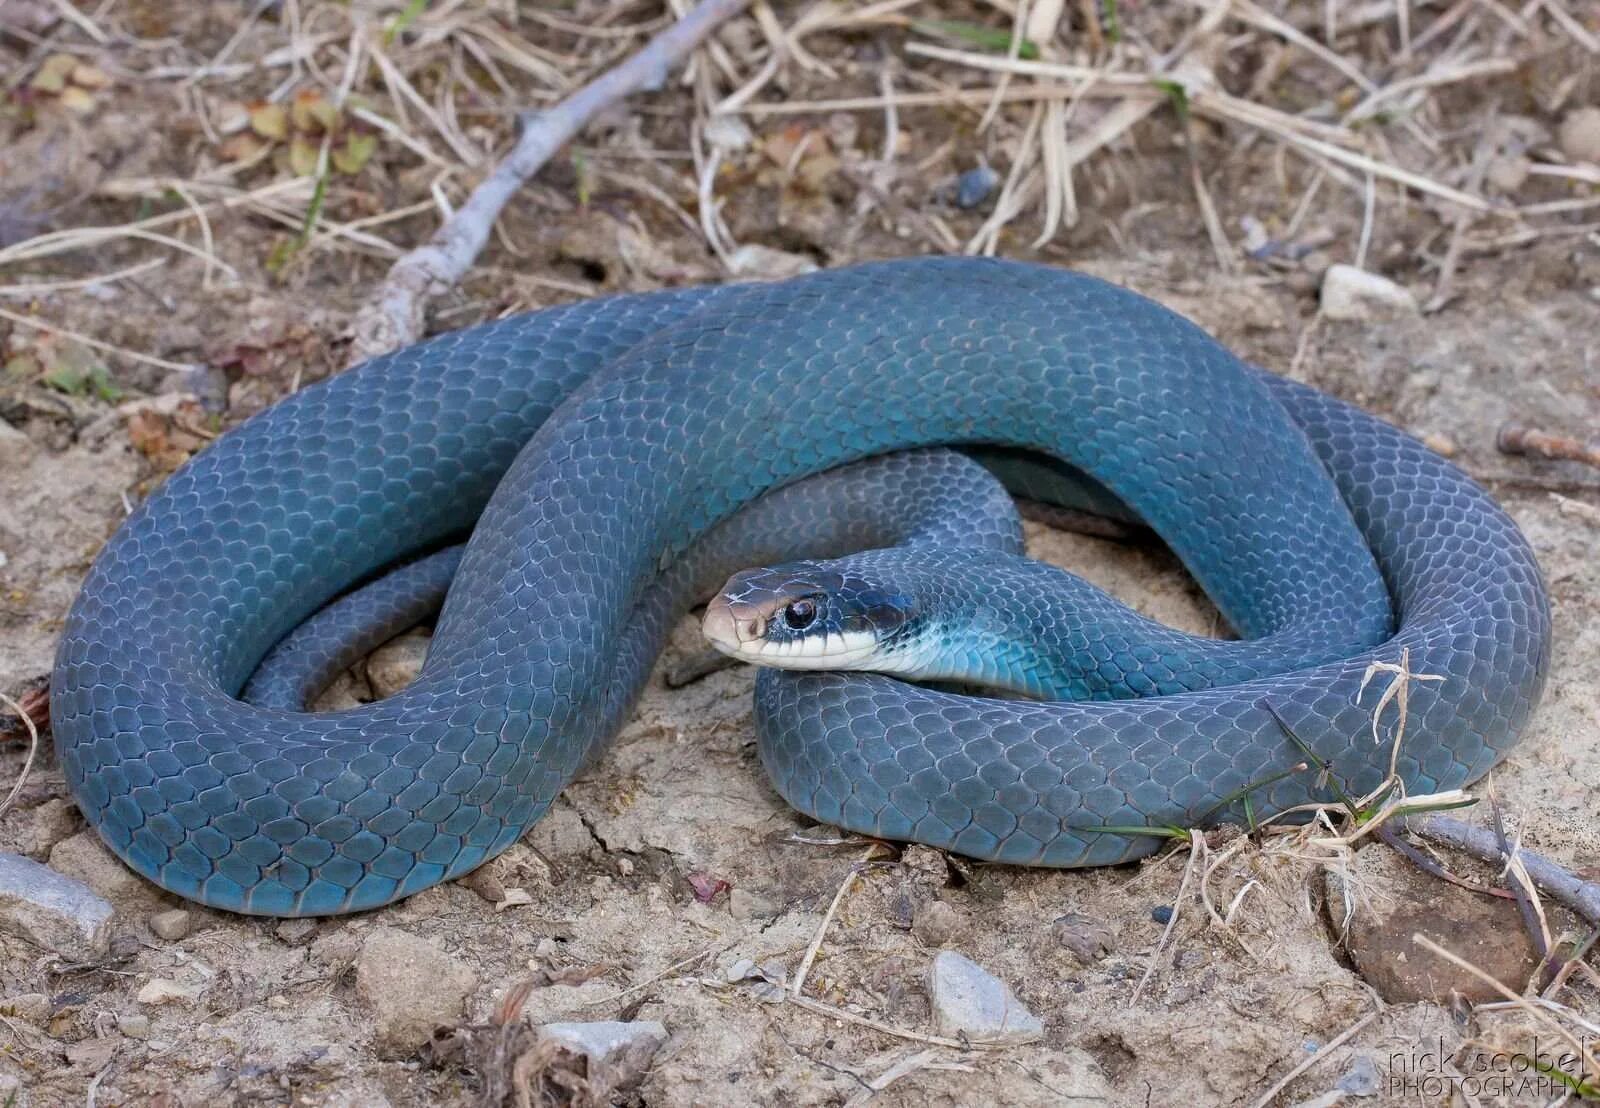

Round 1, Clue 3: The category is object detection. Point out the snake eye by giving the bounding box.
[783,598,818,630]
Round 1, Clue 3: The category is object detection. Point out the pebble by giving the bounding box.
[538,1020,668,1092]
[728,887,777,920]
[0,417,34,468]
[727,244,819,281]
[1150,905,1174,925]
[911,899,968,947]
[0,993,50,1023]
[1052,913,1116,963]
[1558,106,1600,165]
[1339,1054,1381,1097]
[1485,154,1530,194]
[955,163,999,209]
[148,909,191,941]
[136,978,199,1005]
[927,950,1044,1045]
[1321,265,1418,321]
[275,918,317,945]
[355,925,478,1057]
[12,798,79,859]
[366,629,429,699]
[118,1013,150,1039]
[0,852,114,961]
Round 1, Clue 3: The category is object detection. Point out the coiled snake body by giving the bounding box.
[51,259,1550,916]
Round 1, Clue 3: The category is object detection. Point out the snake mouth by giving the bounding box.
[702,596,768,654]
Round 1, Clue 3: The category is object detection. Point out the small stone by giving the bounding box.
[118,1013,150,1039]
[727,244,818,281]
[1321,265,1418,321]
[525,806,594,865]
[538,1020,667,1092]
[1421,432,1458,458]
[1558,106,1600,165]
[1339,1054,1381,1097]
[1150,905,1174,925]
[927,950,1043,1045]
[702,114,753,151]
[1485,154,1530,194]
[0,417,35,468]
[148,909,191,941]
[0,993,50,1022]
[136,978,199,1005]
[955,163,999,209]
[1328,846,1539,1004]
[0,852,114,960]
[355,925,477,1057]
[728,887,777,920]
[911,900,967,947]
[13,798,80,859]
[366,629,430,698]
[275,918,317,945]
[1052,913,1116,963]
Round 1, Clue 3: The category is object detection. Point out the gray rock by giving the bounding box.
[366,629,430,699]
[118,1013,150,1039]
[538,1020,667,1091]
[1339,1054,1380,1097]
[148,909,191,941]
[0,417,34,468]
[12,798,80,859]
[927,950,1043,1045]
[0,993,50,1022]
[1559,106,1600,165]
[1321,265,1418,321]
[355,925,477,1057]
[911,900,967,947]
[275,918,317,945]
[1052,912,1116,963]
[728,887,777,920]
[0,852,114,960]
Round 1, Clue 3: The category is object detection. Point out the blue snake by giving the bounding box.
[50,258,1550,917]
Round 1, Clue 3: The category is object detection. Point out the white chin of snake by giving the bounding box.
[719,629,941,677]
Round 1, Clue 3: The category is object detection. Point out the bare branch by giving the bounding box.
[347,0,753,364]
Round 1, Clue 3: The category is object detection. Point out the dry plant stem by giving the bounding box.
[347,0,753,364]
[1412,933,1600,1077]
[1130,834,1201,1006]
[1406,815,1600,927]
[1497,426,1600,471]
[791,846,879,1000]
[0,692,40,823]
[1247,1004,1384,1108]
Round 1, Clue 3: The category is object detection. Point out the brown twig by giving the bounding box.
[347,0,753,364]
[1497,425,1600,471]
[1405,815,1600,927]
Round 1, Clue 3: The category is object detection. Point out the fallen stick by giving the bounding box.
[347,0,753,364]
[1497,425,1600,471]
[1406,814,1600,926]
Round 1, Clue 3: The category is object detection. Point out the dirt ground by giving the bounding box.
[2,2,1598,1106]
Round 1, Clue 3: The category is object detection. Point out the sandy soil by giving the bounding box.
[2,4,1598,1106]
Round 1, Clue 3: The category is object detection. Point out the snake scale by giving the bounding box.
[51,258,1551,917]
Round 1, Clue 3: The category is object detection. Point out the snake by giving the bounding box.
[50,258,1551,917]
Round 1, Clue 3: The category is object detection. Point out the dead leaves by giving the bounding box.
[22,53,112,115]
[217,88,380,178]
[126,398,212,473]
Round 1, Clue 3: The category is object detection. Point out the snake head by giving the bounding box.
[702,560,915,670]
